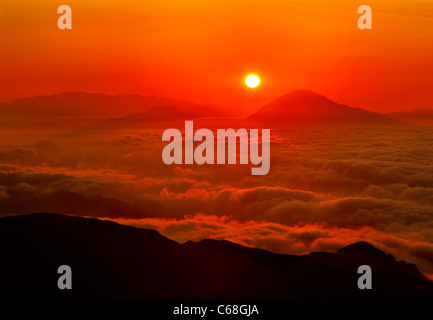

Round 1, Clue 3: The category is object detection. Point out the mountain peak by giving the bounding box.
[273,89,339,107]
[248,89,395,124]
[247,89,346,122]
[337,241,388,258]
[282,89,329,98]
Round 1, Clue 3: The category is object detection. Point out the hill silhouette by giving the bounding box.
[248,90,396,124]
[337,241,391,258]
[102,106,191,126]
[0,92,234,118]
[386,109,433,125]
[0,213,432,299]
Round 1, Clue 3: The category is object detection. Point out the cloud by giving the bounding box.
[1,123,433,277]
[398,187,433,206]
[0,165,163,218]
[111,213,433,276]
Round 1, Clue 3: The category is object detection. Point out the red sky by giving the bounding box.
[1,0,433,112]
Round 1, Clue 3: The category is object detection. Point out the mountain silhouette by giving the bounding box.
[102,106,191,126]
[386,109,433,125]
[0,213,432,299]
[0,92,235,118]
[337,241,390,258]
[248,90,396,124]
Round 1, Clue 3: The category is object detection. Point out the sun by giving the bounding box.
[245,74,260,88]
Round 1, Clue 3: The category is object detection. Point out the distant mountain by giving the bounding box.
[0,92,235,118]
[103,106,191,126]
[0,213,432,299]
[248,90,396,124]
[386,109,433,125]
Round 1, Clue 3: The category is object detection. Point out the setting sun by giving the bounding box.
[245,74,260,88]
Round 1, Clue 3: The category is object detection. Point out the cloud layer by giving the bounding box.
[1,121,433,276]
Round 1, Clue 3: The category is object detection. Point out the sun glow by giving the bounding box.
[245,74,260,88]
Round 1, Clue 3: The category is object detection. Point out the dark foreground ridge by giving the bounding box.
[0,213,432,299]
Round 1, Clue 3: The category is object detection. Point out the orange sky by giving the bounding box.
[1,0,433,112]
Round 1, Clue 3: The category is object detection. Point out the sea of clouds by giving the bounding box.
[1,122,433,277]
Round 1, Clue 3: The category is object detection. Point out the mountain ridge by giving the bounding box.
[248,90,397,124]
[386,109,433,125]
[0,212,431,299]
[0,92,235,118]
[102,106,192,125]
[0,90,403,124]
